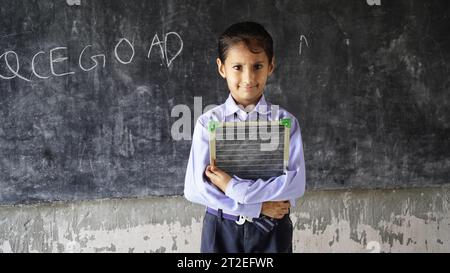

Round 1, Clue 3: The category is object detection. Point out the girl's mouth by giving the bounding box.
[240,85,257,90]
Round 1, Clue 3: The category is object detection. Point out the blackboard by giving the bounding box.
[210,120,290,180]
[0,0,449,205]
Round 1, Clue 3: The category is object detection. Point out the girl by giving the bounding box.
[184,22,306,253]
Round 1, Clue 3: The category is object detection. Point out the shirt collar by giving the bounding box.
[224,94,271,117]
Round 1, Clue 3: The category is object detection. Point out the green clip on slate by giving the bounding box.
[208,120,220,132]
[279,118,291,128]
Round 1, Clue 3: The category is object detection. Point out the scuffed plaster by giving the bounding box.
[0,187,449,253]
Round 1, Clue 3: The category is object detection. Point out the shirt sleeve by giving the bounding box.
[183,117,263,218]
[224,117,306,205]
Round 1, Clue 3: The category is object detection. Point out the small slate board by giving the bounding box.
[209,119,291,180]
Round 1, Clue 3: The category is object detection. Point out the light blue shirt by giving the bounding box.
[184,94,306,218]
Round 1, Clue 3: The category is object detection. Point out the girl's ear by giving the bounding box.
[268,56,275,75]
[216,58,226,78]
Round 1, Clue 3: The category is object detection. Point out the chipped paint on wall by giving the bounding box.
[292,187,450,252]
[0,196,203,253]
[293,214,449,252]
[57,219,203,253]
[0,187,449,253]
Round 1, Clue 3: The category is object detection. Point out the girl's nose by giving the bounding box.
[242,68,255,84]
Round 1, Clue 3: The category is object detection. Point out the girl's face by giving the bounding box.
[216,41,274,108]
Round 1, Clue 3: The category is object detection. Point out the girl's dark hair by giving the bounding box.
[218,22,273,63]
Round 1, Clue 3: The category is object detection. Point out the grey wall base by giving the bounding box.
[1,187,449,253]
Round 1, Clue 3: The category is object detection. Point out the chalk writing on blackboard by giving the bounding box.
[299,35,309,56]
[79,45,106,72]
[147,32,183,67]
[114,38,135,64]
[0,51,30,81]
[0,32,183,82]
[50,47,76,76]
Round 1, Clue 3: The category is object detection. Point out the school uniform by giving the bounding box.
[184,94,306,253]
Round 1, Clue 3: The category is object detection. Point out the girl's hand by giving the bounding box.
[261,201,291,219]
[205,165,232,192]
[205,166,290,219]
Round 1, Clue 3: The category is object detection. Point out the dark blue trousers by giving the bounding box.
[200,212,293,253]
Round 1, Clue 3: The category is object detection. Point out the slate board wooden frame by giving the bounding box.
[208,119,291,180]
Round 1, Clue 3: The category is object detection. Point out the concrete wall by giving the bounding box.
[0,186,449,253]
